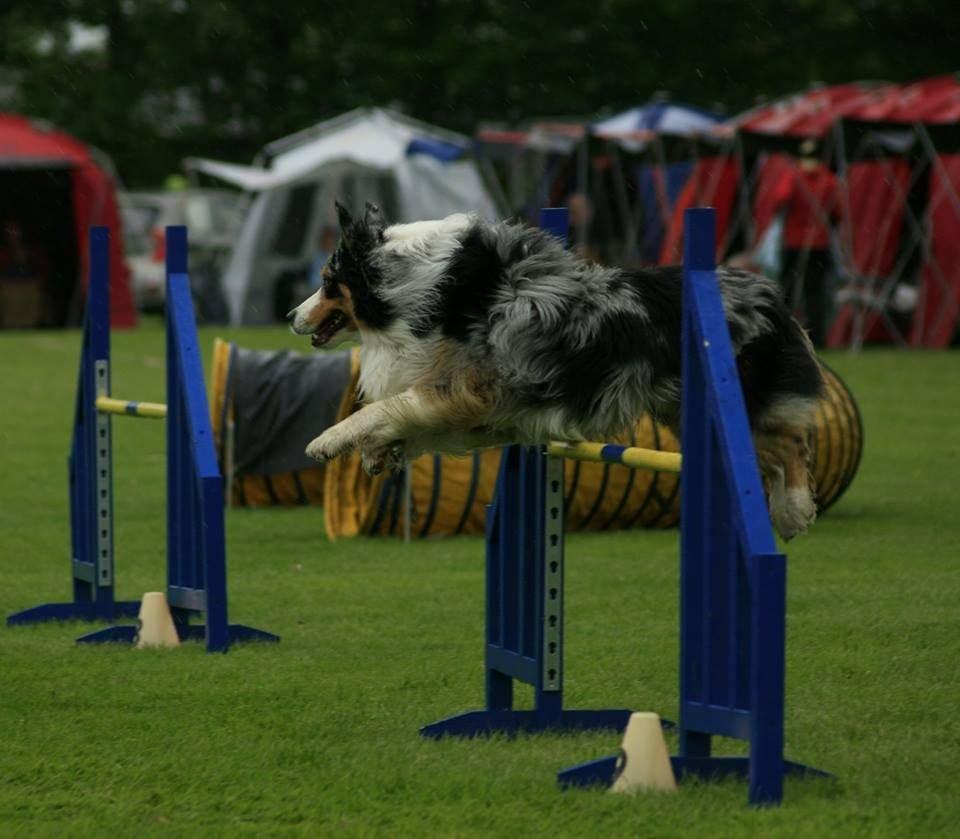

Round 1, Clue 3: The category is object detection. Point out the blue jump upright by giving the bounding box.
[7,228,140,627]
[421,209,635,738]
[421,444,634,737]
[556,208,828,805]
[8,226,278,653]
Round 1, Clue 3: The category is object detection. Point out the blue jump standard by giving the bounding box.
[421,209,664,740]
[422,207,828,806]
[551,207,829,806]
[7,225,278,653]
[419,446,639,739]
[558,756,832,789]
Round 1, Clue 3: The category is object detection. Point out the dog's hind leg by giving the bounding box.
[753,425,817,541]
[359,442,405,476]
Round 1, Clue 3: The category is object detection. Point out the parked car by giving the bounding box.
[120,188,246,320]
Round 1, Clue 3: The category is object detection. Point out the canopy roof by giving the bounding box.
[476,99,726,154]
[0,114,135,327]
[591,101,724,151]
[659,73,960,349]
[196,107,498,325]
[736,74,960,139]
[0,114,95,164]
[189,107,474,192]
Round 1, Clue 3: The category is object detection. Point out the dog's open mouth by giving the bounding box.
[311,310,348,347]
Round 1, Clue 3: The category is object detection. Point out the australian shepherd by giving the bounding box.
[288,203,824,540]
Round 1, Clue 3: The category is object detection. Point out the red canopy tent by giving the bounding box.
[0,114,136,327]
[661,82,895,263]
[660,76,960,348]
[830,75,960,348]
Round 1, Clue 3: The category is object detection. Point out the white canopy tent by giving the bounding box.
[188,108,500,324]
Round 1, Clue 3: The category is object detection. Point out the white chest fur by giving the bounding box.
[358,325,438,403]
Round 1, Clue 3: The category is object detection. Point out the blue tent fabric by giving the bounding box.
[588,101,725,262]
[591,101,723,140]
[637,161,694,262]
[406,136,465,161]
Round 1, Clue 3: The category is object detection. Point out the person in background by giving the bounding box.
[0,218,50,329]
[308,226,339,289]
[769,139,843,348]
[567,192,600,261]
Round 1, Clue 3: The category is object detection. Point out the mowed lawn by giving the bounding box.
[1,320,958,837]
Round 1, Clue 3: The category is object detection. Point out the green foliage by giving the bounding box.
[1,0,957,186]
[0,323,959,833]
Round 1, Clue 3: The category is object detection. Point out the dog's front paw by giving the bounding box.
[305,427,354,463]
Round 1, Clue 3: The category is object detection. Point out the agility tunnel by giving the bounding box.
[209,338,350,507]
[211,343,683,534]
[7,226,278,653]
[211,341,861,539]
[810,363,864,512]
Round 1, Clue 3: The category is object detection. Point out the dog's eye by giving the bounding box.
[323,275,343,299]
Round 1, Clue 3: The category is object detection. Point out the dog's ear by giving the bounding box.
[335,201,354,248]
[363,202,386,238]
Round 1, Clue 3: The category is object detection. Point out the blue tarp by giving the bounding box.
[406,136,465,162]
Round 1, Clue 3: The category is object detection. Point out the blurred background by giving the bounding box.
[1,0,958,348]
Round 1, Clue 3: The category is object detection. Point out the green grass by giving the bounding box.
[2,321,959,836]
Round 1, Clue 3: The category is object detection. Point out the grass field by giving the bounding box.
[2,320,959,836]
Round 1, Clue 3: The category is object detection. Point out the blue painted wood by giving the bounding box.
[163,225,276,653]
[8,600,140,626]
[560,754,830,789]
[556,208,828,805]
[9,226,277,653]
[539,207,568,242]
[679,209,789,806]
[420,208,635,738]
[749,550,787,804]
[599,444,628,462]
[7,227,139,626]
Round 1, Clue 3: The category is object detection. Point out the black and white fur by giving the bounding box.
[289,203,824,540]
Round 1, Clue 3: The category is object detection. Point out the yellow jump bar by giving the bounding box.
[95,396,168,419]
[547,441,682,473]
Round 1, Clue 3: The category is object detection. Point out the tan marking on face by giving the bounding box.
[303,283,358,333]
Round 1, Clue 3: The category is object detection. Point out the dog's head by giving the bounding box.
[287,201,389,347]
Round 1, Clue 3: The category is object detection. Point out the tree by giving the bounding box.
[1,0,957,187]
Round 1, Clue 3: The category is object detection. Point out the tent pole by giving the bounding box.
[608,143,636,264]
[577,134,589,248]
[732,135,755,255]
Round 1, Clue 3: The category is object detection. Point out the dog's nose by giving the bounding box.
[285,308,297,323]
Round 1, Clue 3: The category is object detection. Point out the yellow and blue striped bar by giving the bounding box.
[547,441,682,473]
[95,396,168,419]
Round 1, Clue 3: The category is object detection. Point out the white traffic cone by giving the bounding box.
[610,712,677,794]
[135,592,180,649]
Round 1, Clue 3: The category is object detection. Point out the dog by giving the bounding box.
[288,202,824,540]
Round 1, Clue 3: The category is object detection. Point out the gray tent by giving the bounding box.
[189,108,500,324]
